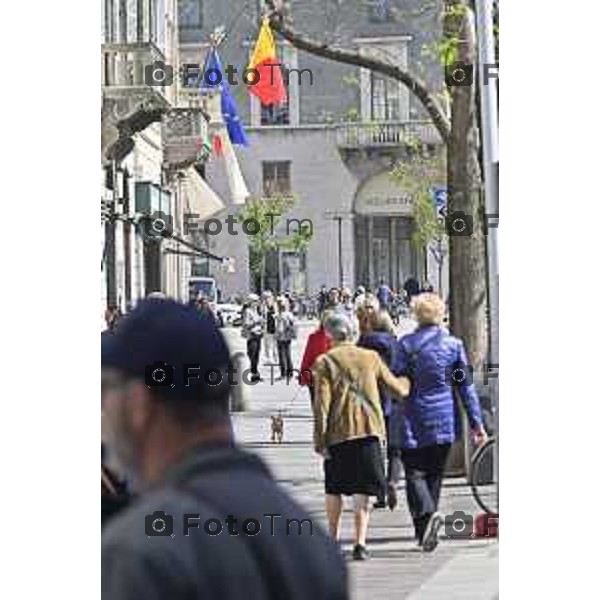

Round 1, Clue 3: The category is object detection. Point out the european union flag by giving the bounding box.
[201,48,248,146]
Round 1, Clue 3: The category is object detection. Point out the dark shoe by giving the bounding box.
[373,497,386,509]
[386,483,398,511]
[352,544,370,561]
[422,512,443,553]
[250,374,262,382]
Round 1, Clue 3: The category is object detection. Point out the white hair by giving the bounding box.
[324,312,354,342]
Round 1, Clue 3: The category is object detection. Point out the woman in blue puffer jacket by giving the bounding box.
[394,293,487,552]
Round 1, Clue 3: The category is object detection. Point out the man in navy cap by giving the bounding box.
[101,298,347,600]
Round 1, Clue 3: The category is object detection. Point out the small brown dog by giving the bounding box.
[270,411,284,444]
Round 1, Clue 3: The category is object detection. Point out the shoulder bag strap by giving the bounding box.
[322,353,379,424]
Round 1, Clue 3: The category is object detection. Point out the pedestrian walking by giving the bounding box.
[101,298,348,600]
[357,310,403,510]
[275,296,297,379]
[242,293,263,382]
[403,277,420,304]
[104,305,122,332]
[376,279,392,311]
[299,310,333,404]
[312,312,410,561]
[394,293,488,552]
[263,295,278,365]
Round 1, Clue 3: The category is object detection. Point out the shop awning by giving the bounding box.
[181,166,225,220]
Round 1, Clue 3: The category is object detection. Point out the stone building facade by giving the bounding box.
[184,0,448,298]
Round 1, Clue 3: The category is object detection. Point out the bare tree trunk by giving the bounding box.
[445,0,487,370]
[265,0,488,367]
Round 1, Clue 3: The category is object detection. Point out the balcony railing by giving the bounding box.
[163,108,210,169]
[102,42,169,98]
[335,120,441,148]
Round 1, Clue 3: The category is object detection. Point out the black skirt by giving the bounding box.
[324,436,385,496]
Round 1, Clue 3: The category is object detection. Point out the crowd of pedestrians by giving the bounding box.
[101,280,487,598]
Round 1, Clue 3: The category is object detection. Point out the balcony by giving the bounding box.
[102,42,173,159]
[335,120,441,149]
[162,107,211,170]
[102,42,172,102]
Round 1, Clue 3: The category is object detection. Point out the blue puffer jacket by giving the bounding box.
[393,325,483,449]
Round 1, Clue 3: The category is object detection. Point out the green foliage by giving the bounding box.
[342,73,360,88]
[343,106,360,122]
[238,195,313,287]
[391,153,446,260]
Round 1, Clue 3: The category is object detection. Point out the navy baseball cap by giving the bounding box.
[102,298,231,401]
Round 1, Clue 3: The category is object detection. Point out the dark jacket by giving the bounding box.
[358,331,403,449]
[102,442,348,600]
[357,331,397,416]
[394,325,483,448]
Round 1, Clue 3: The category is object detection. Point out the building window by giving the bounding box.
[358,38,410,122]
[261,101,290,125]
[262,161,291,197]
[368,0,394,23]
[370,72,401,121]
[178,0,203,29]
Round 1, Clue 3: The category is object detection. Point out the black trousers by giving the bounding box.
[247,336,262,375]
[401,443,452,541]
[277,340,293,377]
[384,414,402,484]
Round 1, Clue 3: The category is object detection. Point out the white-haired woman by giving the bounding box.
[394,293,487,552]
[312,312,410,560]
[242,293,263,382]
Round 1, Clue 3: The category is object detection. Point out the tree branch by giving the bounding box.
[265,7,451,144]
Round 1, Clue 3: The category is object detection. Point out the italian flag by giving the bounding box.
[246,18,287,106]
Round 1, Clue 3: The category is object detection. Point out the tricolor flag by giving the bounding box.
[246,18,287,106]
[201,48,248,146]
[199,47,250,205]
[221,133,250,205]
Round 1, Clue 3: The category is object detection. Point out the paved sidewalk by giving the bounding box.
[224,321,499,600]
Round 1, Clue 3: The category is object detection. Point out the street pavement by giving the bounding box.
[222,320,499,600]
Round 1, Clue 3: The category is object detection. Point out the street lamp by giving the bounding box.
[324,212,351,289]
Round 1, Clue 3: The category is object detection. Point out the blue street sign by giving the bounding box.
[432,187,448,217]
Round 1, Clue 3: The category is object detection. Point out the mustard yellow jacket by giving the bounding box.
[312,342,410,451]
